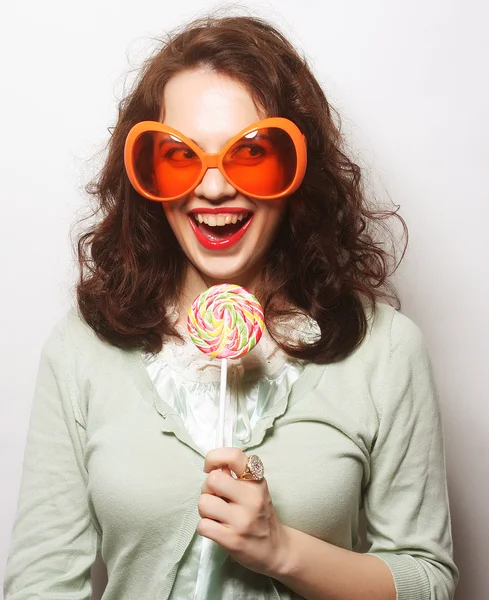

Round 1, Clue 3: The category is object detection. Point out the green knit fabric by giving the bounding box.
[4,303,458,599]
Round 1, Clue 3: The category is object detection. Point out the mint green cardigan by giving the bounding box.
[3,303,458,599]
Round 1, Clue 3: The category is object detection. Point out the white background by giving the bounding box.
[1,1,487,598]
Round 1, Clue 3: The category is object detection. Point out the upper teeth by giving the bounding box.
[194,212,249,226]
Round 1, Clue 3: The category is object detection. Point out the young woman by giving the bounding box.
[4,15,458,600]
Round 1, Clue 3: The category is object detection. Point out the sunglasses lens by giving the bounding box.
[131,131,202,199]
[222,127,298,197]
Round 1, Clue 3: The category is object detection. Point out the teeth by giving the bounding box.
[193,211,249,226]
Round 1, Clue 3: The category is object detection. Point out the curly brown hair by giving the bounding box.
[77,14,407,363]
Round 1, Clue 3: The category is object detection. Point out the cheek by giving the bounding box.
[161,203,174,223]
[258,202,287,235]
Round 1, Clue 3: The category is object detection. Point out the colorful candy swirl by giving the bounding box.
[187,284,264,359]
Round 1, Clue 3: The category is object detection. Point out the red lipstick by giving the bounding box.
[187,208,253,250]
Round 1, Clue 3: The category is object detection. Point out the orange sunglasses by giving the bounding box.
[124,117,307,202]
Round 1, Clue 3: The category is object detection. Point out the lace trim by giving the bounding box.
[142,310,320,452]
[142,310,320,385]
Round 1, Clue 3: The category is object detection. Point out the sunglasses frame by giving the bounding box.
[124,117,307,202]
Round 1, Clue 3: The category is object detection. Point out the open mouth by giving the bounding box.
[188,209,253,249]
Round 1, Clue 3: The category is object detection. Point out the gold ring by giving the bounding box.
[238,455,265,482]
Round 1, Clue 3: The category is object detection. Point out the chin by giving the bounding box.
[195,257,259,288]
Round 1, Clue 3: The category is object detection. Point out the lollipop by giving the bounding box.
[187,283,264,359]
[187,283,264,447]
[188,284,265,600]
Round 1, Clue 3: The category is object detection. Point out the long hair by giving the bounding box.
[77,14,407,363]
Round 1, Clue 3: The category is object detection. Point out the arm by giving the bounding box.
[272,313,458,599]
[200,454,396,600]
[4,322,98,599]
[361,312,459,599]
[276,526,396,600]
[200,311,458,600]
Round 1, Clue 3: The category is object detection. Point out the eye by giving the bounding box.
[232,143,267,159]
[163,146,198,161]
[156,137,198,162]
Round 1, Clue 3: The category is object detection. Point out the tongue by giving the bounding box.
[199,222,244,241]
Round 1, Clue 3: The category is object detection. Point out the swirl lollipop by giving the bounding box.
[187,284,265,599]
[187,283,264,359]
[187,283,264,447]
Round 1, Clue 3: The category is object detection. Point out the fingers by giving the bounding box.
[198,449,279,574]
[198,492,232,524]
[197,518,235,548]
[201,468,244,504]
[204,447,248,477]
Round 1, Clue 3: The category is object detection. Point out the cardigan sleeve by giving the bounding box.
[3,321,98,599]
[363,311,459,600]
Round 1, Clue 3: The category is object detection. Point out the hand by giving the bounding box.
[197,447,289,577]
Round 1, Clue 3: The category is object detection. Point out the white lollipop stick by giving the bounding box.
[194,360,228,600]
[216,357,228,448]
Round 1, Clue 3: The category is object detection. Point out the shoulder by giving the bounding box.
[41,306,120,368]
[361,303,438,420]
[298,303,437,439]
[328,302,435,410]
[360,301,429,364]
[40,308,131,425]
[43,306,97,349]
[306,302,430,389]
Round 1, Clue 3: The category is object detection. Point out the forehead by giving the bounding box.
[161,68,264,149]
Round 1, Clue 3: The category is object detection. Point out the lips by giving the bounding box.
[187,207,254,250]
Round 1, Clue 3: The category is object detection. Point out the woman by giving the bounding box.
[4,14,458,600]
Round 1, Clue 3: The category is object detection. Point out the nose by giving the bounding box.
[193,167,237,201]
